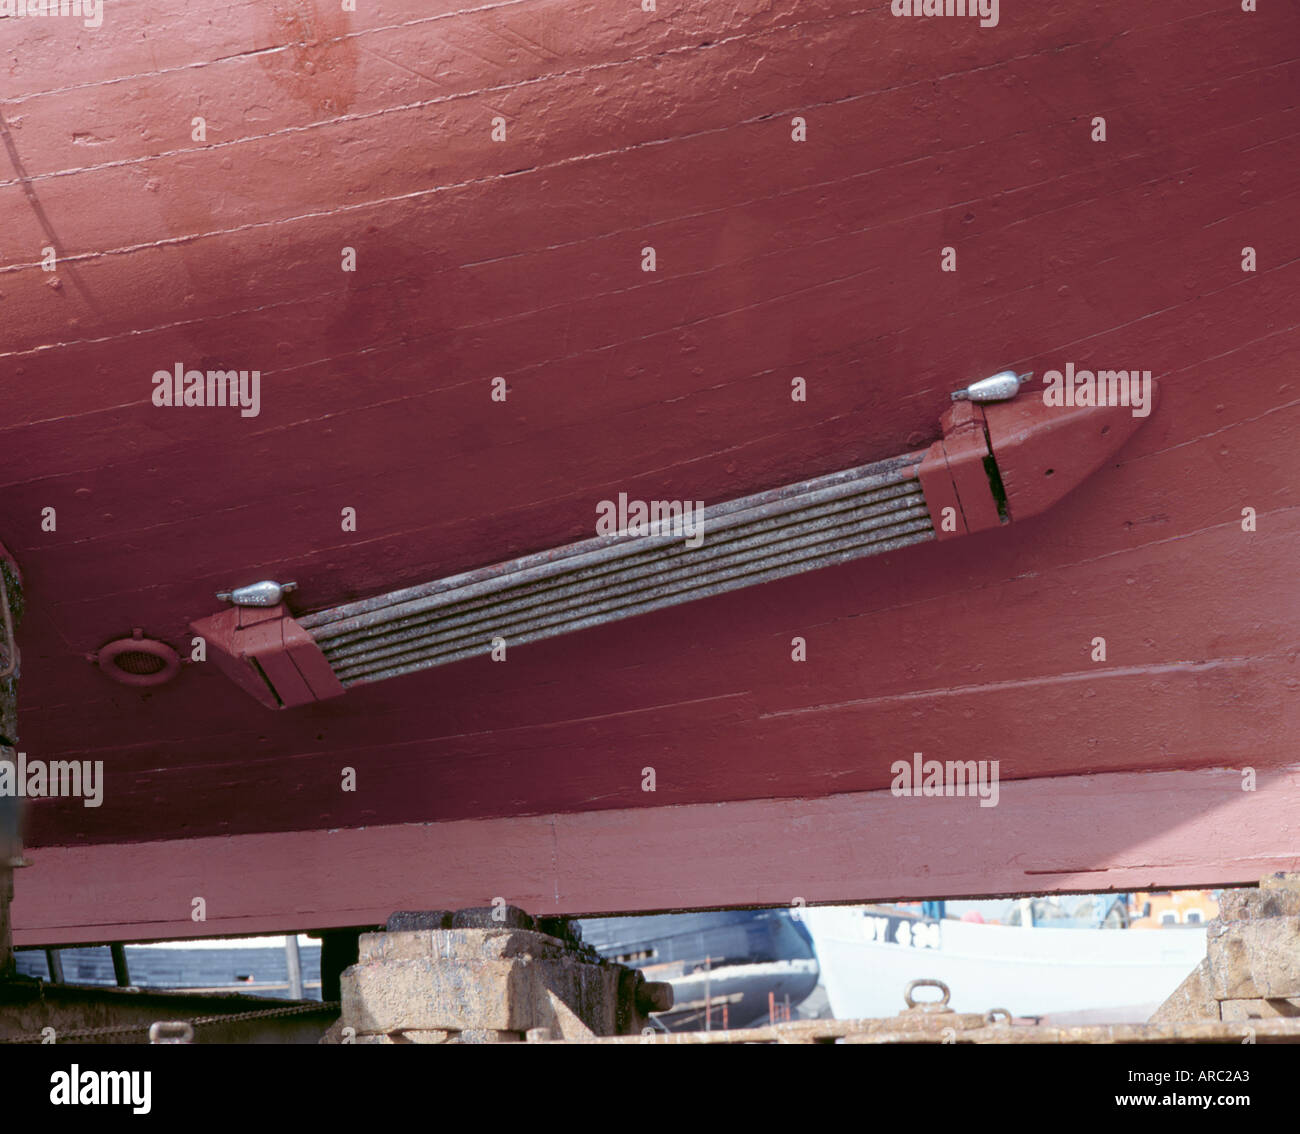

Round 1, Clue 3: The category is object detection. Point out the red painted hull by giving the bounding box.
[1,0,1297,940]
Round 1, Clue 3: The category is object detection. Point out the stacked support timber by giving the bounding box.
[1153,873,1300,1023]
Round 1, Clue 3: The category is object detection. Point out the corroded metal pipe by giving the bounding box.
[323,483,927,663]
[300,451,925,637]
[296,451,933,686]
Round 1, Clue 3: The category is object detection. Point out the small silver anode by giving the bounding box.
[950,370,1034,403]
[216,580,298,607]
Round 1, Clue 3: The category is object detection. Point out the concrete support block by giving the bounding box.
[360,927,572,965]
[1206,916,1300,1000]
[341,912,669,1042]
[344,957,525,1032]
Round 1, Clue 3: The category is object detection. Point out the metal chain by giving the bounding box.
[0,1000,339,1044]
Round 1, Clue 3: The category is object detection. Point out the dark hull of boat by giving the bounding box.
[579,909,820,1029]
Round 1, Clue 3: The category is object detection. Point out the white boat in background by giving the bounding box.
[801,899,1208,1024]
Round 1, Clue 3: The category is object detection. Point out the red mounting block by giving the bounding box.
[190,603,343,709]
[918,381,1157,539]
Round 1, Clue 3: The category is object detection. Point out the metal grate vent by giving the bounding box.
[112,650,168,676]
[91,631,181,688]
